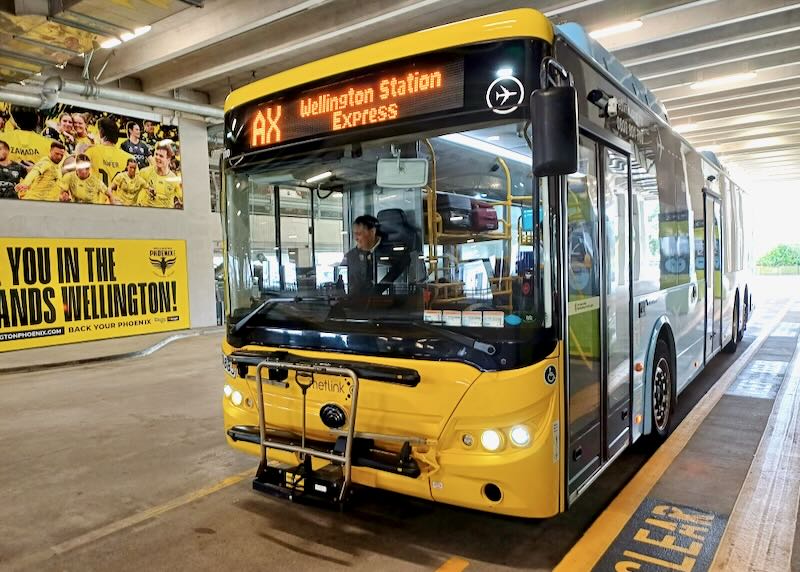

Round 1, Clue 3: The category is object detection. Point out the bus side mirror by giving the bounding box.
[532,85,579,177]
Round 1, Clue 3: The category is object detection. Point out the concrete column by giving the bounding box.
[178,117,219,328]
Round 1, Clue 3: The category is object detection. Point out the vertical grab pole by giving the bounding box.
[255,363,268,468]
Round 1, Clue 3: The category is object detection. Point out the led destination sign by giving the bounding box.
[245,58,465,149]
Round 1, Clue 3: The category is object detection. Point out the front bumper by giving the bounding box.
[227,424,421,478]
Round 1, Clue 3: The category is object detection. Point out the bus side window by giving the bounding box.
[631,156,660,296]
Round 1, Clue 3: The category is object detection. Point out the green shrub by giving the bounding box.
[758,245,800,267]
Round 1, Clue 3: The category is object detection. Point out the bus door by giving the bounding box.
[602,148,631,461]
[704,194,723,358]
[566,137,632,502]
[566,136,603,500]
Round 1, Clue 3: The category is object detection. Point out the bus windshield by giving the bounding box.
[224,120,553,366]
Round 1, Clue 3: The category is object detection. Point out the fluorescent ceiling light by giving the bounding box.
[673,123,698,133]
[100,38,122,49]
[439,133,531,166]
[134,25,151,36]
[120,32,135,42]
[589,19,643,40]
[690,72,756,91]
[306,170,332,183]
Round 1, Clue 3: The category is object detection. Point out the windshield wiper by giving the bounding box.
[231,296,328,335]
[339,318,497,357]
[410,320,497,356]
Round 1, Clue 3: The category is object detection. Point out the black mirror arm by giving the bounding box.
[540,57,573,90]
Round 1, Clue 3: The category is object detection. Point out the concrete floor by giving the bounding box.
[0,335,252,571]
[0,276,795,572]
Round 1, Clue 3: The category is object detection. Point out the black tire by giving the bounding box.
[651,338,676,440]
[723,301,740,353]
[743,290,749,327]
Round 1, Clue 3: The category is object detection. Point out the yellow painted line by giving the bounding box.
[51,468,254,555]
[554,302,793,572]
[711,333,800,570]
[436,556,470,572]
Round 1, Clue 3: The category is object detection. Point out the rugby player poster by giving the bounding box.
[0,238,191,352]
[0,102,182,208]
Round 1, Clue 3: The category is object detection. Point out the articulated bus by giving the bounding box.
[220,8,752,517]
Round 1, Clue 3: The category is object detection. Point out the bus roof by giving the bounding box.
[224,8,553,113]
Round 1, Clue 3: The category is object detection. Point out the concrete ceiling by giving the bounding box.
[13,0,800,186]
[0,0,194,82]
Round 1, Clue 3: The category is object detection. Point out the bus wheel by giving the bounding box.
[652,339,675,439]
[723,302,740,353]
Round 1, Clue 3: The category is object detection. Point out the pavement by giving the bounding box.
[0,276,797,571]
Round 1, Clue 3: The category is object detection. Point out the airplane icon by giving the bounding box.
[494,84,518,105]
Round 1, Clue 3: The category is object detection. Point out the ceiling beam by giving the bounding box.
[720,149,800,161]
[644,48,800,91]
[683,118,800,139]
[716,134,800,155]
[691,120,800,140]
[691,126,800,146]
[630,31,800,81]
[672,100,800,124]
[671,110,800,136]
[670,90,800,120]
[138,0,567,94]
[615,7,800,65]
[665,78,800,110]
[598,0,800,50]
[99,0,335,84]
[652,65,800,101]
[550,0,690,32]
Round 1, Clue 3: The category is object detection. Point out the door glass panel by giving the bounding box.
[713,202,722,351]
[604,149,630,450]
[567,137,602,490]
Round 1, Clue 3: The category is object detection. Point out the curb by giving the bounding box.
[0,327,224,375]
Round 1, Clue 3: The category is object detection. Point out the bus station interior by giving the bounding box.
[2,1,800,571]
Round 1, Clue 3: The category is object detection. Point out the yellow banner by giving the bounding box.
[0,238,190,352]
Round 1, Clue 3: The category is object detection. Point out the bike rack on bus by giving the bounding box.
[254,359,360,504]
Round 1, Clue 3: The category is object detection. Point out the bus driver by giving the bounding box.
[341,214,410,296]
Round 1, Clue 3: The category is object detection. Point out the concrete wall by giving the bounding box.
[3,117,221,328]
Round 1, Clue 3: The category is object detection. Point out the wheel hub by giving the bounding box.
[654,357,671,432]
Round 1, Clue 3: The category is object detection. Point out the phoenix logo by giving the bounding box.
[149,247,178,276]
[150,256,176,276]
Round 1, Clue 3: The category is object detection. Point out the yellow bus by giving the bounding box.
[221,9,751,517]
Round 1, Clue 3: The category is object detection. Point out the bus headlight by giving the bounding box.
[223,384,233,398]
[481,429,503,452]
[509,425,531,447]
[231,390,243,406]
